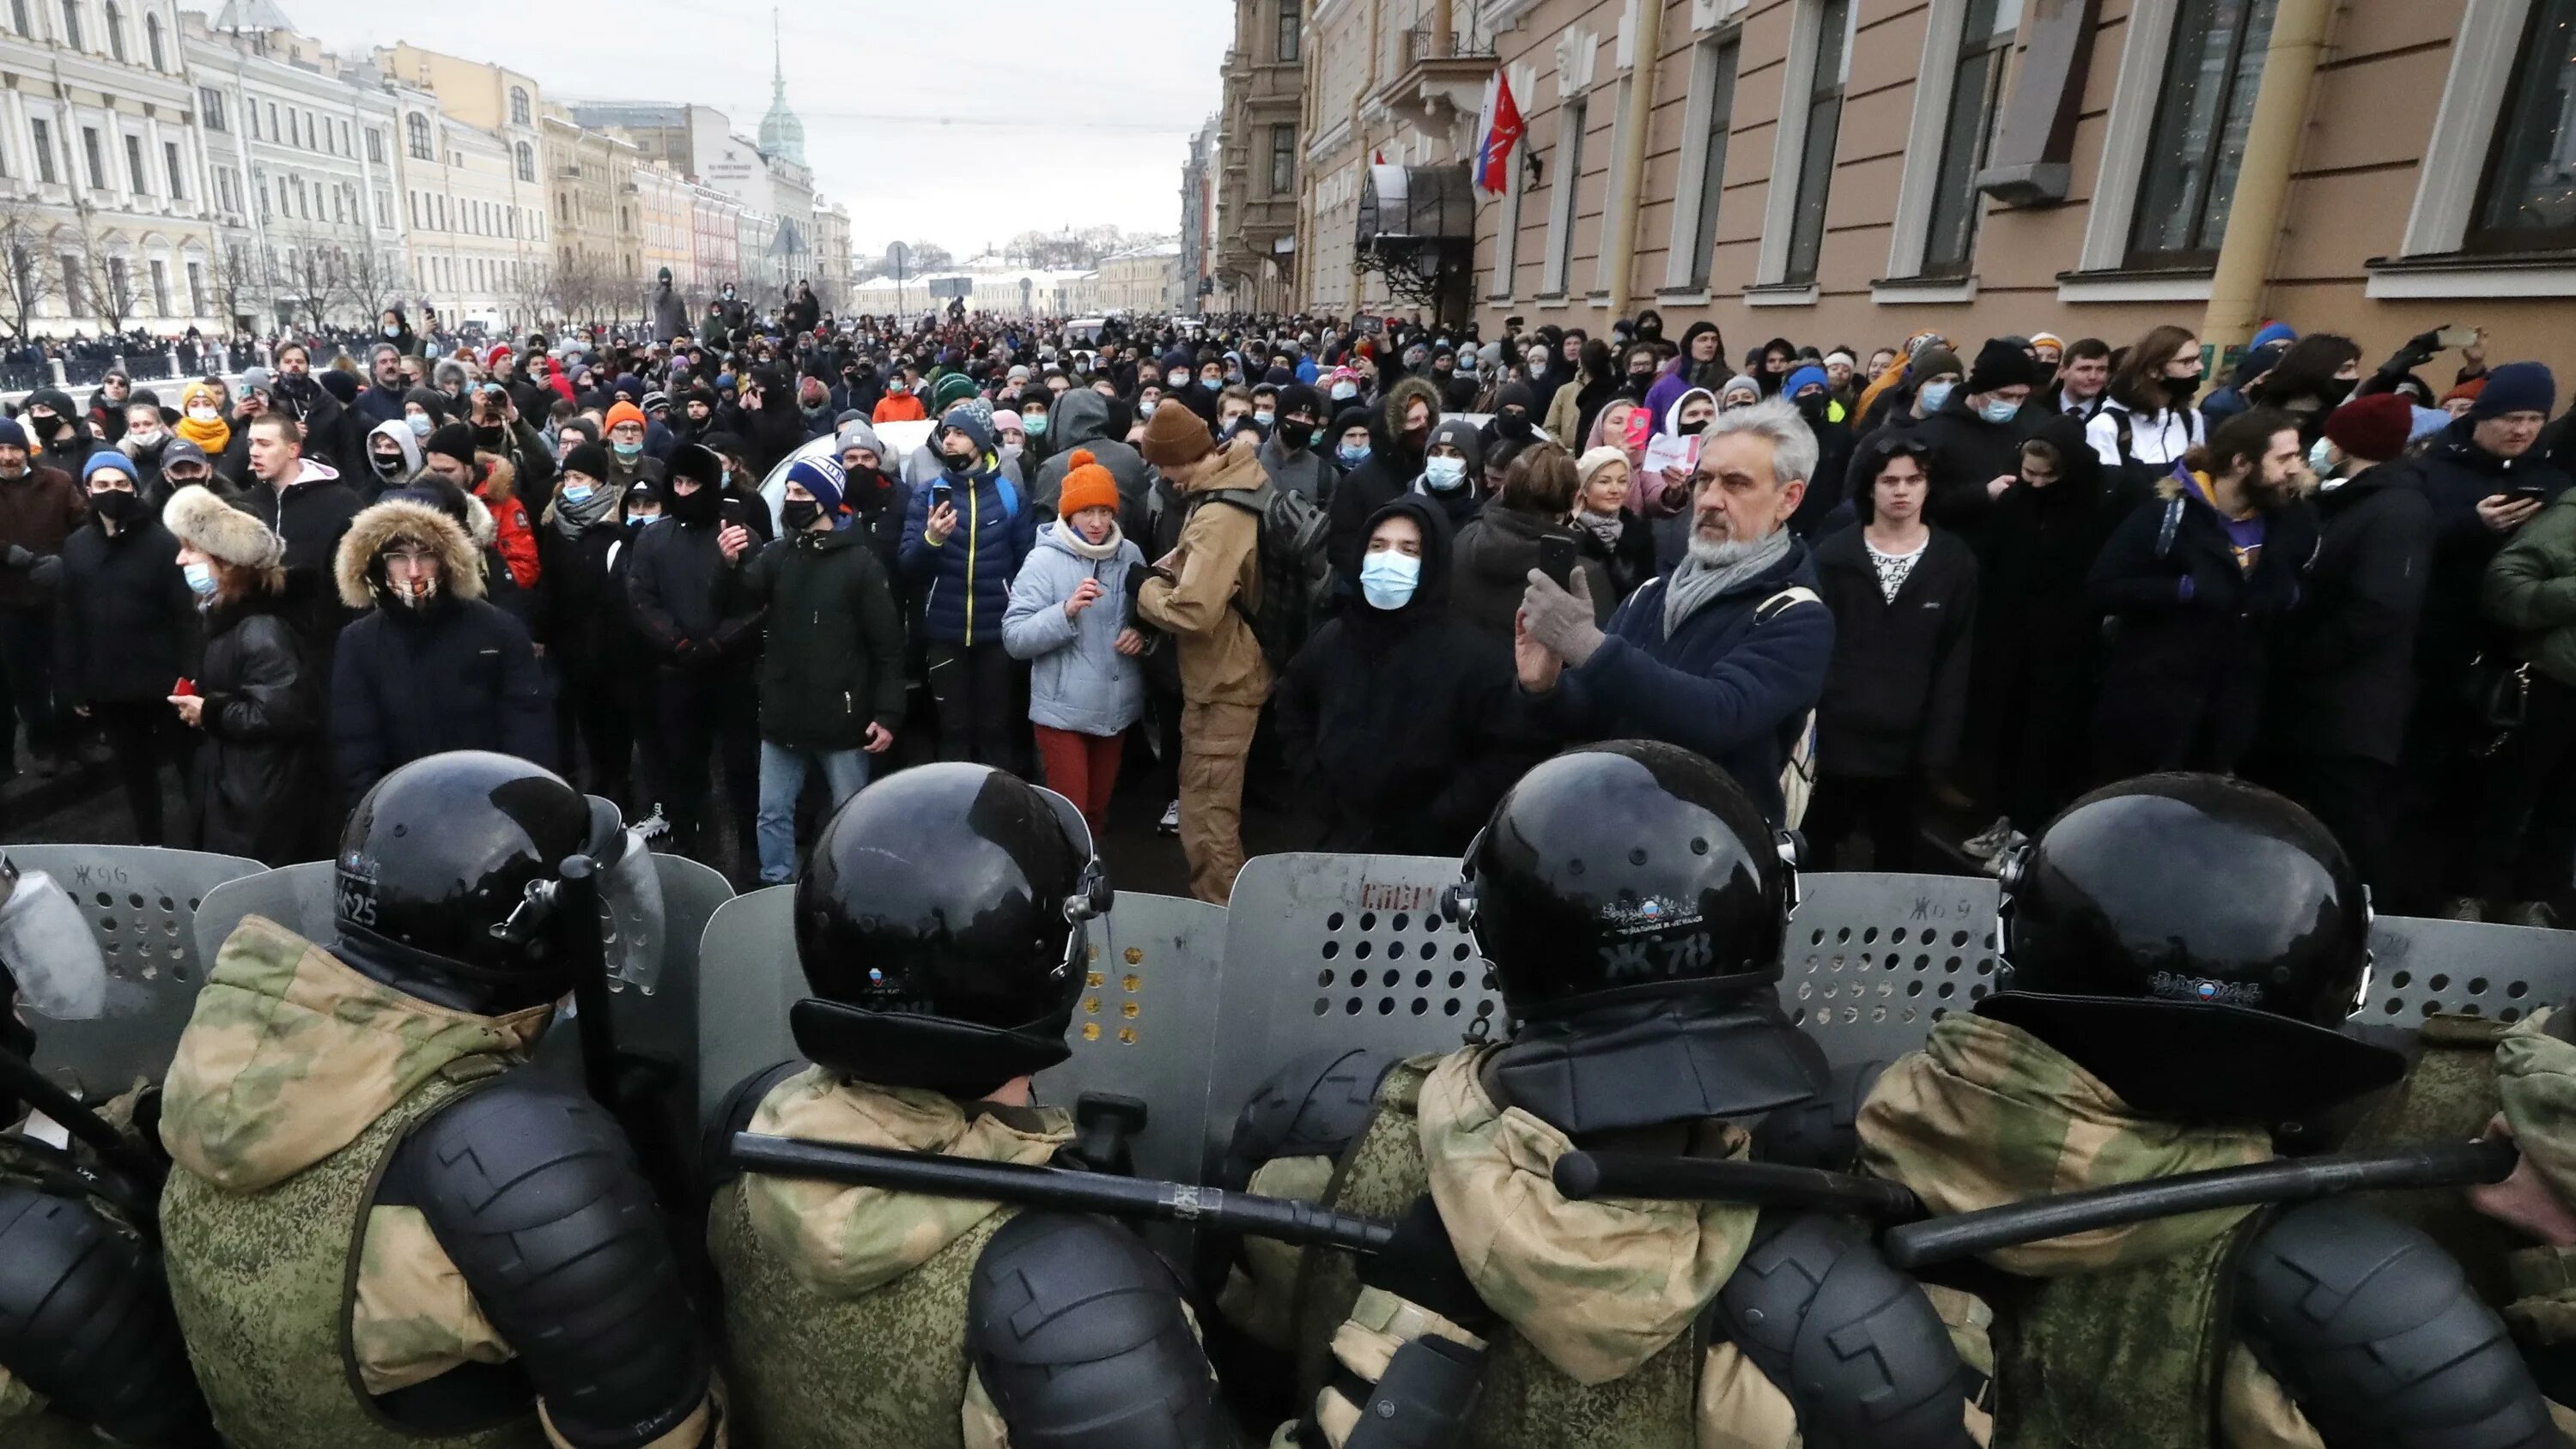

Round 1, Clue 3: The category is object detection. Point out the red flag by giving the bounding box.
[1475,71,1526,193]
[1374,147,1386,166]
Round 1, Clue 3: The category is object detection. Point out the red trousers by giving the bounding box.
[1035,725,1125,835]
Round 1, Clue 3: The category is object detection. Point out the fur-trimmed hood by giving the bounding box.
[161,484,283,570]
[333,495,486,609]
[1379,374,1443,451]
[473,451,516,506]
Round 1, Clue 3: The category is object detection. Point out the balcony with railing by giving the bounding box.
[1375,23,1497,130]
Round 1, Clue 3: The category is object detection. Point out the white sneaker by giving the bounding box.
[1158,799,1181,835]
[1962,816,2014,860]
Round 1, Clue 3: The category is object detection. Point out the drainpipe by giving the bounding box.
[1604,0,1665,321]
[2199,0,2332,352]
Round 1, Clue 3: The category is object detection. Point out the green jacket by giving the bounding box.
[741,524,908,750]
[2484,489,2576,688]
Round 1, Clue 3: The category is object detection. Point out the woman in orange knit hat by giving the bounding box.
[1000,449,1148,833]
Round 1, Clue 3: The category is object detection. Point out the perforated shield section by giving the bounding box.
[2354,916,2576,1028]
[15,845,267,1100]
[1203,854,1500,1171]
[693,887,1227,1185]
[1784,874,2002,1069]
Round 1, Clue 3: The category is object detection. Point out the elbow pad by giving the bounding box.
[0,1178,211,1447]
[1753,1058,1891,1173]
[966,1211,1234,1449]
[1338,1334,1485,1449]
[1714,1211,1978,1449]
[1223,1049,1397,1188]
[2238,1199,2562,1449]
[394,1075,711,1449]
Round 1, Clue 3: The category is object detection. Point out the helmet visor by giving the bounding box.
[598,826,666,995]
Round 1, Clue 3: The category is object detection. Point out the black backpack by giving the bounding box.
[1198,480,1331,670]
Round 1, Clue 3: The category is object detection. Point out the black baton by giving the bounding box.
[1552,1150,1923,1221]
[1881,1138,2518,1270]
[728,1131,1398,1253]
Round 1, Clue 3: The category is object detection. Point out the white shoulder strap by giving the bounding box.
[1756,585,1822,622]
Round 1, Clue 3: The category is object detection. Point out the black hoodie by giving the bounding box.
[1274,494,1539,853]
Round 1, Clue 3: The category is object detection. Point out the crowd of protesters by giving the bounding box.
[3,284,2564,920]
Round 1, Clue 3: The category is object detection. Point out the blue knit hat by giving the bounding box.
[940,403,993,455]
[782,453,848,525]
[82,451,138,485]
[0,418,27,449]
[2470,361,2557,421]
[1783,364,1831,399]
[2250,321,2298,349]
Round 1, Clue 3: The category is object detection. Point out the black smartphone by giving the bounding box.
[2512,484,2549,503]
[720,499,748,529]
[930,481,954,509]
[1538,534,1578,589]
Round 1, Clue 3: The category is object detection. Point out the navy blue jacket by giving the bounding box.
[1527,540,1834,823]
[899,464,1038,646]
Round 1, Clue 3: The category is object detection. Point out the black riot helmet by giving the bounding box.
[1450,743,1824,1135]
[1455,741,1793,1018]
[792,764,1109,1097]
[1985,773,2400,1121]
[334,751,598,1016]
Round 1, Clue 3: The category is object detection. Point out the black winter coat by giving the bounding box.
[1812,525,1978,779]
[738,526,907,750]
[2410,421,2574,686]
[1573,512,1659,603]
[186,588,329,864]
[53,515,196,706]
[626,516,764,664]
[1964,420,2123,768]
[239,464,365,665]
[2087,480,2318,778]
[1905,396,2026,550]
[330,597,552,797]
[1449,506,1614,646]
[2265,464,2433,764]
[534,515,641,677]
[1274,496,1538,853]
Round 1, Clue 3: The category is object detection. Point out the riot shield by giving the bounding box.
[16,845,268,1099]
[601,854,731,1170]
[1782,872,2002,1070]
[694,885,1229,1186]
[2354,914,2576,1035]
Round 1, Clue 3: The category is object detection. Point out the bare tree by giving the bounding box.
[72,209,139,336]
[511,258,555,330]
[337,245,406,326]
[209,239,260,332]
[0,193,56,340]
[272,244,340,331]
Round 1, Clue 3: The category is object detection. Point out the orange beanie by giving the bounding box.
[1057,449,1121,518]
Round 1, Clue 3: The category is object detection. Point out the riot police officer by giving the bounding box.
[1239,740,1976,1449]
[702,761,1235,1448]
[1854,773,2560,1446]
[155,750,720,1449]
[0,853,212,1448]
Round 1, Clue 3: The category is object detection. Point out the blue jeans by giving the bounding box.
[755,742,872,883]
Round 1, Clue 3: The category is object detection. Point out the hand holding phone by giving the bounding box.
[2438,325,2482,350]
[1537,534,1577,589]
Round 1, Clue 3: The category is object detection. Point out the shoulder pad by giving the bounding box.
[1754,1058,1891,1172]
[1223,1049,1398,1187]
[0,1179,210,1445]
[2239,1199,2561,1448]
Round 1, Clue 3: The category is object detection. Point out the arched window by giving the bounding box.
[514,140,533,184]
[58,0,80,50]
[101,0,119,60]
[143,12,160,69]
[510,87,531,128]
[404,112,431,161]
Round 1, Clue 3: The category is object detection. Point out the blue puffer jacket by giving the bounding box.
[1528,539,1834,823]
[898,463,1037,646]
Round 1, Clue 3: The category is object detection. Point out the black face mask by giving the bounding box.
[667,482,720,526]
[372,452,406,478]
[943,450,978,476]
[89,489,142,524]
[2166,371,2205,405]
[1678,420,1709,437]
[781,499,823,531]
[1497,412,1536,444]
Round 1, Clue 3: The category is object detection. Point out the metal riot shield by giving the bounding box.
[1782,872,2002,1071]
[15,845,268,1100]
[2352,913,2576,1039]
[693,884,1228,1186]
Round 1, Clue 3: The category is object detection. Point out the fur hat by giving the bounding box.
[163,486,283,570]
[1057,449,1119,518]
[335,495,485,609]
[667,442,727,491]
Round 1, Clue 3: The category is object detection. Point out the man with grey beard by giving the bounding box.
[1513,397,1835,823]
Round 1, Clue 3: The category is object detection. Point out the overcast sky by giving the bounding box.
[236,1,1233,261]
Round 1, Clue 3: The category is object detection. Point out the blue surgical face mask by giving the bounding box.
[182,561,217,597]
[1359,550,1420,610]
[1424,456,1467,492]
[1253,410,1275,428]
[1025,415,1048,435]
[611,440,643,460]
[1919,381,1957,414]
[1331,382,1358,401]
[1338,442,1370,469]
[562,482,595,504]
[2307,436,2341,482]
[1978,397,2020,425]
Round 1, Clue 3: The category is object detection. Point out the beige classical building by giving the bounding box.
[542,108,641,290]
[1097,244,1184,312]
[1418,0,2576,366]
[1216,0,1309,310]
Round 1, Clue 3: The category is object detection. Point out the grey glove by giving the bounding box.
[1521,567,1604,669]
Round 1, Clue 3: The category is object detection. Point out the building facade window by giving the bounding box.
[2472,0,2576,252]
[1785,0,1855,287]
[367,128,384,164]
[123,133,143,193]
[516,141,535,183]
[144,11,160,69]
[406,113,431,161]
[164,140,180,199]
[510,87,531,127]
[9,2,23,37]
[199,87,224,131]
[1670,39,1741,293]
[79,126,102,190]
[148,257,167,315]
[27,118,51,184]
[57,253,79,316]
[1921,0,2022,276]
[2127,0,2277,268]
[58,0,77,50]
[186,258,203,315]
[1542,95,1589,295]
[1277,0,1300,64]
[1269,124,1294,196]
[101,0,118,60]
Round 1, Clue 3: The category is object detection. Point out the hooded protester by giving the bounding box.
[326,492,551,797]
[1325,374,1441,590]
[1643,321,1731,421]
[1905,337,2037,553]
[1450,441,1615,646]
[161,485,328,864]
[1414,416,1486,536]
[1003,450,1148,837]
[1274,494,1533,854]
[357,417,422,500]
[536,441,644,808]
[901,403,1038,767]
[57,450,193,843]
[115,399,177,505]
[1036,387,1152,547]
[736,367,811,480]
[20,387,94,476]
[627,441,766,868]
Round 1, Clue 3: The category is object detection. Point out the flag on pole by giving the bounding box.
[1474,70,1526,193]
[1374,147,1386,165]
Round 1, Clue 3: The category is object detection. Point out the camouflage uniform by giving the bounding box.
[706,1065,1074,1449]
[1286,1048,1808,1449]
[1857,1011,2325,1449]
[155,914,559,1449]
